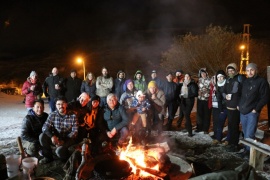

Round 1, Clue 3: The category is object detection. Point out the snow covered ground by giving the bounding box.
[0,92,50,155]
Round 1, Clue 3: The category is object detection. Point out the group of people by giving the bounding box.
[20,62,269,164]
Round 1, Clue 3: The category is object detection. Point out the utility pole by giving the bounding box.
[239,24,250,74]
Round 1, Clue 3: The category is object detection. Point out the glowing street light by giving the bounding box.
[77,57,85,80]
[240,45,245,50]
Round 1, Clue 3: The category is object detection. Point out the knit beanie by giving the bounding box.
[136,90,145,99]
[246,63,258,71]
[216,70,226,78]
[148,81,157,89]
[91,95,100,102]
[30,71,37,77]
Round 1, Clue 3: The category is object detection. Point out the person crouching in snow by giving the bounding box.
[129,90,151,145]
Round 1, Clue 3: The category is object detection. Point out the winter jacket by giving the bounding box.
[21,109,48,143]
[22,78,43,108]
[239,75,270,114]
[146,89,166,115]
[43,74,64,98]
[80,80,96,98]
[179,80,198,100]
[113,71,126,100]
[197,77,211,101]
[119,89,138,109]
[96,76,113,97]
[103,103,129,131]
[131,98,151,114]
[64,76,82,102]
[161,81,179,103]
[223,73,245,109]
[134,70,147,93]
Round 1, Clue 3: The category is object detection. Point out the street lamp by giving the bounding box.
[77,57,85,80]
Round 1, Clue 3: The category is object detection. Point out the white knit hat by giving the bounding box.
[136,90,145,99]
[30,71,37,77]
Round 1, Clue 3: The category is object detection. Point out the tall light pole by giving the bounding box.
[77,57,85,80]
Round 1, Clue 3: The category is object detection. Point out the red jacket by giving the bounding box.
[22,78,43,108]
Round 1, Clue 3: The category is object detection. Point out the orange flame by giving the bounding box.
[119,137,159,177]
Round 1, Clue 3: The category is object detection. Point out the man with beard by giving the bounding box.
[21,99,48,157]
[39,96,78,164]
[113,70,126,100]
[96,67,113,108]
[134,70,147,93]
[223,63,245,152]
[237,63,269,157]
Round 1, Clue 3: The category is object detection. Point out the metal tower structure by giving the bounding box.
[239,24,250,74]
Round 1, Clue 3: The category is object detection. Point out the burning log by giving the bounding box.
[127,157,169,180]
[144,155,158,168]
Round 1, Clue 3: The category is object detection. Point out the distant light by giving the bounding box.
[240,45,245,50]
[77,57,83,63]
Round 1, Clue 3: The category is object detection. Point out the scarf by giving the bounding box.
[181,79,190,98]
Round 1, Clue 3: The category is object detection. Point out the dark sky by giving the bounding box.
[0,0,270,57]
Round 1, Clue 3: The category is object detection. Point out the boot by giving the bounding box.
[139,127,147,145]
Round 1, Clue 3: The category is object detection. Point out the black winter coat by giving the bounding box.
[223,74,245,108]
[64,76,82,102]
[239,75,270,114]
[21,109,48,143]
[43,75,64,98]
[162,81,179,103]
[113,78,126,100]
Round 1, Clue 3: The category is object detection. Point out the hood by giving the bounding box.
[117,70,125,79]
[134,70,145,81]
[198,68,209,78]
[226,63,238,73]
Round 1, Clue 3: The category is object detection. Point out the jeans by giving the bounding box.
[49,98,56,112]
[212,108,228,141]
[240,111,259,150]
[39,133,76,160]
[118,126,129,144]
[99,97,107,108]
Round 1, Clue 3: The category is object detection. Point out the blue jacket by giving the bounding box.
[131,98,151,114]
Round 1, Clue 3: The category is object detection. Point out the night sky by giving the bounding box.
[1,0,270,57]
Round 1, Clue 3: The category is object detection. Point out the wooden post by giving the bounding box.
[249,147,267,171]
